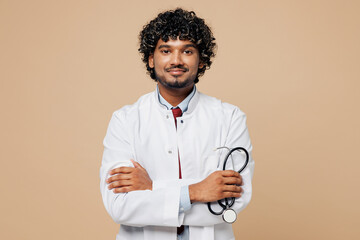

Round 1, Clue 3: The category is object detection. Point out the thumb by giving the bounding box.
[130,159,143,169]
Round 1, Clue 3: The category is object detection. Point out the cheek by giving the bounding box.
[188,56,201,70]
[190,60,201,72]
[153,57,168,70]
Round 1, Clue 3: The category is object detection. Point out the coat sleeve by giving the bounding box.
[100,111,202,227]
[182,107,255,226]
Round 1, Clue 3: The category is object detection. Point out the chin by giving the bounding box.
[161,78,194,89]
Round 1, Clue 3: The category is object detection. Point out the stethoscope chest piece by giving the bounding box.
[222,208,237,224]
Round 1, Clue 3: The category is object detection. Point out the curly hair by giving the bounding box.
[138,8,216,83]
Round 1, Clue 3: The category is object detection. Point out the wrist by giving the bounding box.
[189,184,198,203]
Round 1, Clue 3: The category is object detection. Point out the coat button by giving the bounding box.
[180,120,183,123]
[166,115,169,119]
[168,150,172,154]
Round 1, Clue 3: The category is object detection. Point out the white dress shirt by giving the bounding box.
[100,87,254,240]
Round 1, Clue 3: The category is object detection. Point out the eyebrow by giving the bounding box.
[158,44,198,49]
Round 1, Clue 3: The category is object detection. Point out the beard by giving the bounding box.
[154,67,196,89]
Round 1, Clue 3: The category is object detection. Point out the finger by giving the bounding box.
[108,180,133,189]
[107,174,132,183]
[223,192,242,199]
[130,159,144,170]
[110,167,134,175]
[223,177,243,186]
[221,170,240,178]
[223,185,242,193]
[113,186,132,193]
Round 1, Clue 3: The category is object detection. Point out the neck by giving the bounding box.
[158,83,194,107]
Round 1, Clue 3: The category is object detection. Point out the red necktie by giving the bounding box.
[171,107,183,178]
[172,107,185,235]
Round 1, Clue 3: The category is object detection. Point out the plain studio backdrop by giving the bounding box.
[0,0,359,239]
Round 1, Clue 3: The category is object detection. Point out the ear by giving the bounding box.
[198,61,205,69]
[148,55,154,68]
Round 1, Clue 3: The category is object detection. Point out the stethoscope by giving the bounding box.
[207,146,249,224]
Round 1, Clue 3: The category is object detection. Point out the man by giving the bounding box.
[100,8,254,240]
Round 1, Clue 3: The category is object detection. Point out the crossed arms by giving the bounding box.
[100,107,254,227]
[107,160,243,203]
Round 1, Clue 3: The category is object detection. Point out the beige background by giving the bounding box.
[1,0,359,239]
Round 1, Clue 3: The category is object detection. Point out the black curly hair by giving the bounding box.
[138,8,216,83]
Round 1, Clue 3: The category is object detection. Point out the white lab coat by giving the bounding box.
[100,88,255,240]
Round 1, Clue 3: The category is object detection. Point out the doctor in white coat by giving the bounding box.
[100,8,254,240]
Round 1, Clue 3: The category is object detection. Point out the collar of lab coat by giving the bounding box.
[154,85,200,116]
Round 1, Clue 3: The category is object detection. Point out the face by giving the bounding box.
[148,37,204,89]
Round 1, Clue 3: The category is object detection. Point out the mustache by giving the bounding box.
[165,65,189,72]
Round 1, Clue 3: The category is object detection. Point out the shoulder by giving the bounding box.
[112,91,154,121]
[197,92,246,118]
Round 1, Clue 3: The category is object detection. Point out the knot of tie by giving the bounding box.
[171,107,182,118]
[171,107,182,128]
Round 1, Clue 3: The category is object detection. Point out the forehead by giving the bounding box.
[155,37,197,49]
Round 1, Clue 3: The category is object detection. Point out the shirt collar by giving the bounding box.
[157,85,196,113]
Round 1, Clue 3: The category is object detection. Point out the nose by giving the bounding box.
[170,51,183,66]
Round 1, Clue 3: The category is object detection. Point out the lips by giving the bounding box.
[168,69,185,75]
[166,67,188,76]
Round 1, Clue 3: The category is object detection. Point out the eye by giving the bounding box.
[161,49,170,54]
[184,50,193,55]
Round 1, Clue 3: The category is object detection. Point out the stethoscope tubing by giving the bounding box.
[207,147,249,216]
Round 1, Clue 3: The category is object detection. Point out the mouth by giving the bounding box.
[166,67,188,76]
[168,69,185,76]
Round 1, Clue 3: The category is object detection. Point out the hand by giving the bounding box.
[106,160,152,193]
[189,170,243,203]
